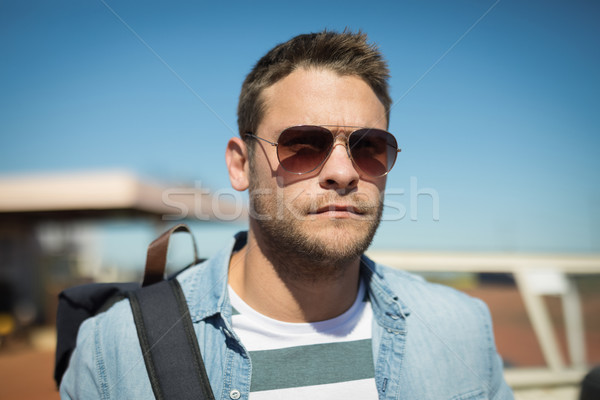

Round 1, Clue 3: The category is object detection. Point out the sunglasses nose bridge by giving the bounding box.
[330,134,352,159]
[322,135,359,177]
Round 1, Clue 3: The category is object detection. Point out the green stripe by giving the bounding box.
[231,306,240,316]
[249,339,374,392]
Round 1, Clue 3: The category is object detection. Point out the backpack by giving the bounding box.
[54,224,215,400]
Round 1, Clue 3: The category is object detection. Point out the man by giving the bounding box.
[60,31,513,399]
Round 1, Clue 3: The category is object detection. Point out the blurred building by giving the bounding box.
[0,170,245,327]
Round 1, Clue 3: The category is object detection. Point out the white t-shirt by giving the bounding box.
[228,280,377,400]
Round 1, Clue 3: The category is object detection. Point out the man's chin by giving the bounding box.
[306,215,375,235]
[297,222,375,259]
[253,213,379,281]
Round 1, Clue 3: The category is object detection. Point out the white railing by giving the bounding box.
[366,251,600,389]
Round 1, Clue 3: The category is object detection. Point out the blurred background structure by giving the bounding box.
[0,170,243,326]
[1,0,598,399]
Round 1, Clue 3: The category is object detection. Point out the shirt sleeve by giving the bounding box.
[59,316,109,400]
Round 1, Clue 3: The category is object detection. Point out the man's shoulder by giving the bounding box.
[370,262,426,285]
[369,262,511,398]
[79,294,136,341]
[375,262,472,295]
[82,256,216,330]
[369,261,489,319]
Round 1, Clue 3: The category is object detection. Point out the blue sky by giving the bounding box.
[1,0,599,260]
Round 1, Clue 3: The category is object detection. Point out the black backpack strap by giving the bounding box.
[128,279,215,400]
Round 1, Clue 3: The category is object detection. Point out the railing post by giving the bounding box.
[513,268,565,371]
[562,277,587,368]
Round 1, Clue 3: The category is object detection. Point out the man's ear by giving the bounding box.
[226,137,250,191]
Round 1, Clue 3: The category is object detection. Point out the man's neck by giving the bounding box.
[227,231,361,323]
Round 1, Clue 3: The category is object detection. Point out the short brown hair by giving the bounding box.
[237,30,391,139]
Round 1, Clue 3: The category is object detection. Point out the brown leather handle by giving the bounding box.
[142,224,199,287]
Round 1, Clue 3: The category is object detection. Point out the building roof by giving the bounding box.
[0,170,245,222]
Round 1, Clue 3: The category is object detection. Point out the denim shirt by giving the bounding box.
[60,232,513,400]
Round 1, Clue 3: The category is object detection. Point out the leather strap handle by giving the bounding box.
[142,224,198,287]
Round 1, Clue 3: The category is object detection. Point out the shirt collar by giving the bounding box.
[360,255,411,323]
[179,231,247,323]
[180,231,410,325]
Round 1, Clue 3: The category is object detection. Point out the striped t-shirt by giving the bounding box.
[228,281,377,400]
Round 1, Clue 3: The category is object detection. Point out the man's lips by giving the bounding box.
[310,204,365,215]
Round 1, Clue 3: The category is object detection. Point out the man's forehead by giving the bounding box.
[258,68,387,135]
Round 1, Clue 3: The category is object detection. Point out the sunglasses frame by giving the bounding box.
[245,124,401,177]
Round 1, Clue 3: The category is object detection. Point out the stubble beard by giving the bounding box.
[249,178,384,284]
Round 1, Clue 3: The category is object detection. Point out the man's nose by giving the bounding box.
[318,141,360,191]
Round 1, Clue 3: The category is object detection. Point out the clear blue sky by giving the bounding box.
[2,0,599,257]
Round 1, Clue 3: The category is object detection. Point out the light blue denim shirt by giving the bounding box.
[60,232,513,399]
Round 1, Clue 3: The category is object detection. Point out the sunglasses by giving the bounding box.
[246,125,401,178]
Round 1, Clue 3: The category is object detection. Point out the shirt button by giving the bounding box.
[229,389,241,399]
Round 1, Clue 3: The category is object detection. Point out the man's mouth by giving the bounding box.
[309,204,365,218]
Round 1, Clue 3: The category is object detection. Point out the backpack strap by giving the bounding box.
[128,279,215,400]
[142,224,199,287]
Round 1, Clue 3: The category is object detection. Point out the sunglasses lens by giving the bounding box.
[277,126,333,173]
[349,129,398,177]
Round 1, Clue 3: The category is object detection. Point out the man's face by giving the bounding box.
[248,67,389,274]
